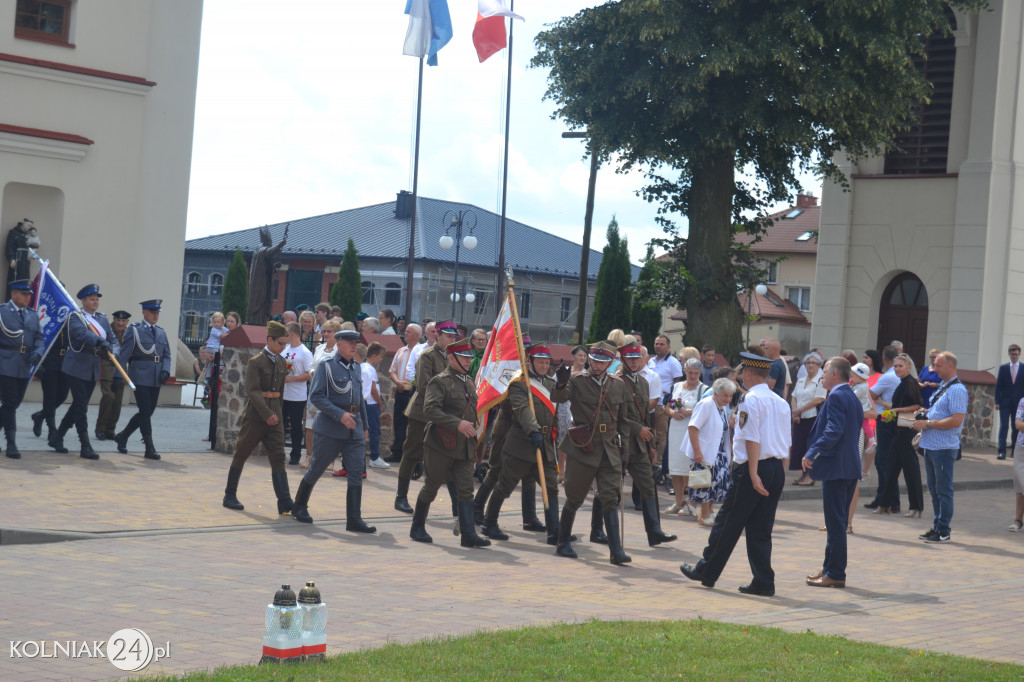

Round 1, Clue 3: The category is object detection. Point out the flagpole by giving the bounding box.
[404,55,425,324]
[494,1,514,315]
[505,268,549,511]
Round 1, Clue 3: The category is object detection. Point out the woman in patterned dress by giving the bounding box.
[683,377,738,526]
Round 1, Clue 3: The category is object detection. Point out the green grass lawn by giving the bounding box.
[153,619,1022,681]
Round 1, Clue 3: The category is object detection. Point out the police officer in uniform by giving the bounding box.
[95,310,130,441]
[619,341,677,546]
[49,284,116,460]
[395,319,459,515]
[0,279,43,458]
[114,300,171,460]
[680,352,791,596]
[291,329,375,533]
[222,321,294,515]
[481,344,565,544]
[551,340,631,565]
[31,313,70,443]
[409,338,491,548]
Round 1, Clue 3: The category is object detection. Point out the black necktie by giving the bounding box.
[18,307,25,324]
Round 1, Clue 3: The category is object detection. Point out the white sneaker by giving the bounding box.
[664,503,681,514]
[369,458,390,469]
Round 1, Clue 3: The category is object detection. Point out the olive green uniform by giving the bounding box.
[493,375,560,504]
[621,371,656,499]
[399,342,448,478]
[418,369,478,504]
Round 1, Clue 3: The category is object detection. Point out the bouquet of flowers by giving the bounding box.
[668,397,684,411]
[880,410,896,423]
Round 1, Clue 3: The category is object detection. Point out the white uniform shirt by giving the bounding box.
[732,382,792,464]
[361,362,378,404]
[641,366,661,400]
[281,342,313,402]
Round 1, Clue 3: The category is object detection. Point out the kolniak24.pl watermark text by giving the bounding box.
[10,629,169,672]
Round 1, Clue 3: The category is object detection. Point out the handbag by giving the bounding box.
[911,431,924,457]
[688,464,712,489]
[567,424,594,453]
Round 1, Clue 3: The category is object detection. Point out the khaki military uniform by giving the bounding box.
[231,349,288,471]
[95,326,126,438]
[552,373,628,512]
[621,371,657,499]
[399,343,448,479]
[417,368,478,504]
[482,399,513,487]
[493,374,560,503]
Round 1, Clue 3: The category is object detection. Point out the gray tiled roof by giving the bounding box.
[185,196,640,281]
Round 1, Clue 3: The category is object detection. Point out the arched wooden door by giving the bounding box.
[877,273,929,368]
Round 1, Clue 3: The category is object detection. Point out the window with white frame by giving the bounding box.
[786,286,811,312]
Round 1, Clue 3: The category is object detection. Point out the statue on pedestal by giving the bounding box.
[246,224,288,325]
[6,219,35,294]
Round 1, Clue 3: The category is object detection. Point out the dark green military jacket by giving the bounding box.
[620,372,652,456]
[405,343,448,422]
[551,373,627,469]
[504,373,562,464]
[423,368,478,460]
[242,349,287,425]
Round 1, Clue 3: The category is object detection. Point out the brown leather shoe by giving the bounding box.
[806,574,846,588]
[806,569,823,581]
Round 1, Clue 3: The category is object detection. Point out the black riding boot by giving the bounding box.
[410,498,433,543]
[346,486,376,533]
[631,481,642,510]
[291,479,314,523]
[78,428,99,460]
[545,502,560,546]
[521,482,546,531]
[31,410,44,438]
[555,506,578,558]
[590,499,608,544]
[473,481,492,525]
[605,509,632,565]
[142,435,161,460]
[48,416,69,453]
[642,498,677,546]
[481,493,509,540]
[223,466,244,510]
[113,416,139,454]
[395,476,414,513]
[272,470,294,514]
[458,501,491,548]
[448,481,459,517]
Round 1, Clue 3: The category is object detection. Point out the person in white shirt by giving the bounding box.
[362,342,388,468]
[681,351,791,597]
[387,323,422,462]
[281,322,313,466]
[648,335,682,480]
[378,308,398,335]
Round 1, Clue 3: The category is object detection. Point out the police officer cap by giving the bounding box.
[140,299,162,311]
[9,279,32,293]
[266,320,287,339]
[588,341,618,362]
[77,284,102,299]
[334,329,361,343]
[739,351,771,369]
[112,310,131,320]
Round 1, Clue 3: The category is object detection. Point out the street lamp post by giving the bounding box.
[746,282,769,347]
[439,209,478,320]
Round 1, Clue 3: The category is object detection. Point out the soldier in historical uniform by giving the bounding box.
[618,341,677,546]
[48,284,116,460]
[31,313,70,443]
[221,321,294,515]
[291,329,375,533]
[95,310,130,441]
[394,319,459,515]
[551,340,631,565]
[409,338,491,548]
[480,344,565,544]
[114,300,171,460]
[0,279,43,458]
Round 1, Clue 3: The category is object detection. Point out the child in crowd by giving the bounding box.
[281,322,313,466]
[206,312,227,351]
[364,342,387,469]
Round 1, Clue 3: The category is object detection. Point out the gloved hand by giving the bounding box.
[529,430,544,450]
[111,376,123,392]
[159,370,170,384]
[28,352,42,366]
[554,361,571,386]
[95,339,112,352]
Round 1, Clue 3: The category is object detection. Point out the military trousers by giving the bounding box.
[231,418,286,472]
[96,362,125,437]
[123,385,160,441]
[417,446,475,504]
[57,375,96,440]
[625,448,657,499]
[0,375,27,439]
[563,453,622,513]
[492,450,556,507]
[482,430,509,487]
[398,418,426,478]
[305,433,365,488]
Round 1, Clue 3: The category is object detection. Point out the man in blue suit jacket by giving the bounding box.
[994,344,1024,459]
[802,357,863,588]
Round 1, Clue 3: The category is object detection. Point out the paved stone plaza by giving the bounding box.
[1,403,1021,680]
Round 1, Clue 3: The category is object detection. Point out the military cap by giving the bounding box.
[436,319,459,335]
[140,299,162,311]
[588,341,618,362]
[619,342,643,359]
[334,329,361,342]
[266,320,287,339]
[295,303,310,312]
[527,344,552,359]
[9,279,32,292]
[447,338,474,357]
[355,312,369,322]
[112,310,131,320]
[739,351,771,369]
[77,284,101,299]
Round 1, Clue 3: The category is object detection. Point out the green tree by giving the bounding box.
[534,0,983,358]
[587,217,632,343]
[331,238,362,321]
[221,248,248,323]
[631,245,662,351]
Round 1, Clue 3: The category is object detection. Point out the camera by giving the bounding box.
[914,409,929,421]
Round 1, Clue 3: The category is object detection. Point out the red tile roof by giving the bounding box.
[735,195,820,255]
[670,289,809,326]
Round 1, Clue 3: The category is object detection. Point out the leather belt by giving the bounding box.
[343,404,359,412]
[514,423,550,434]
[597,422,616,433]
[261,391,281,398]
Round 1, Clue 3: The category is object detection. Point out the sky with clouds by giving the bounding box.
[185,1,822,265]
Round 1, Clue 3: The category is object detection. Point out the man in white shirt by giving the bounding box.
[387,323,421,462]
[648,335,681,474]
[281,322,313,465]
[362,342,388,468]
[681,351,791,597]
[865,345,900,510]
